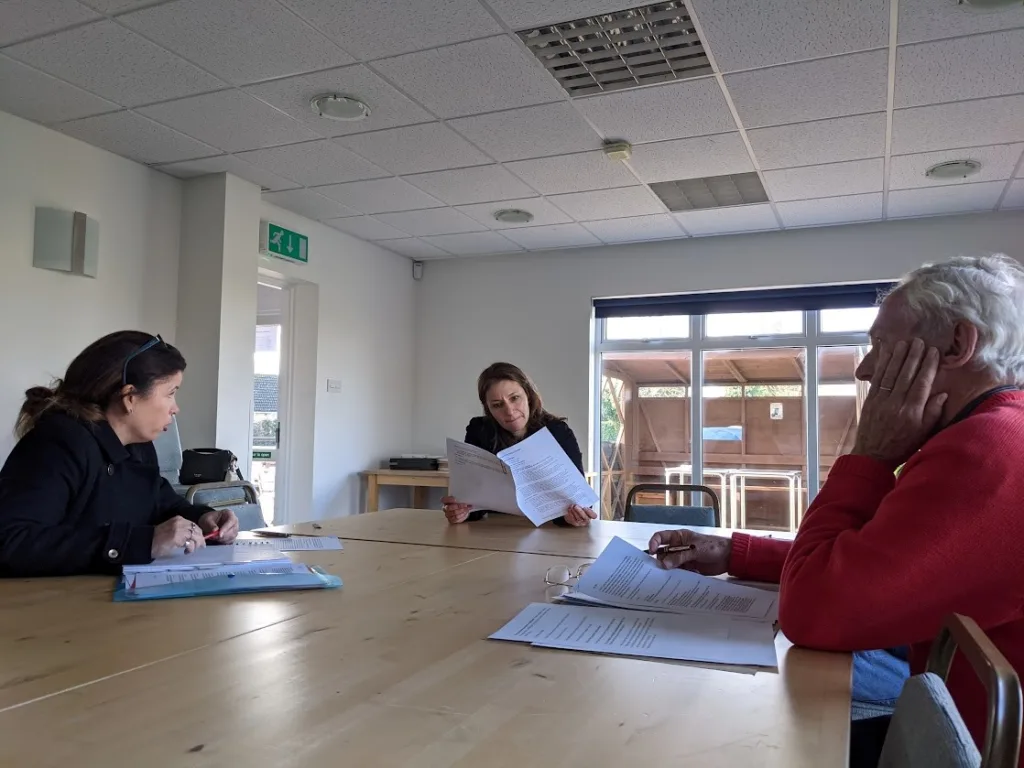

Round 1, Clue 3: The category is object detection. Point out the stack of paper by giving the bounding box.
[490,537,779,668]
[116,546,342,602]
[233,534,344,551]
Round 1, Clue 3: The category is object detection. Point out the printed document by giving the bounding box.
[233,534,344,551]
[447,427,598,526]
[124,546,289,573]
[129,562,310,590]
[490,602,777,668]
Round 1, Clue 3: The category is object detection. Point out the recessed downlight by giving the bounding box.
[493,209,534,224]
[957,0,1022,11]
[925,159,982,180]
[310,94,370,121]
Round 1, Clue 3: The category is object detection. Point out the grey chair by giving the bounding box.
[153,417,266,531]
[878,614,1022,768]
[624,483,721,527]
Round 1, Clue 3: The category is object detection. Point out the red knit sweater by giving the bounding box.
[728,390,1024,756]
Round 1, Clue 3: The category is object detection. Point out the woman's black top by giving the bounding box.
[462,416,585,524]
[0,412,212,576]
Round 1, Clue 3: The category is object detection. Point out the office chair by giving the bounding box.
[624,483,721,527]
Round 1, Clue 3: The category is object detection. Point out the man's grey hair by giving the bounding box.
[891,254,1024,384]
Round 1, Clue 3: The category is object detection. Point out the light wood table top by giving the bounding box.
[268,507,793,560]
[0,547,850,767]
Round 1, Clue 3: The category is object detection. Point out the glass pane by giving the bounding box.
[605,315,689,340]
[705,310,803,338]
[600,351,692,520]
[819,345,870,493]
[703,348,807,532]
[253,324,280,524]
[821,307,879,334]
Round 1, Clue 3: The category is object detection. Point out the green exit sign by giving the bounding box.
[261,222,308,264]
[253,450,272,460]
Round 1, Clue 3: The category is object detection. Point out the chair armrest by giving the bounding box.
[183,480,258,507]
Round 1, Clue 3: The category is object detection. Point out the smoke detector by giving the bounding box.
[603,140,633,161]
[310,94,370,121]
[925,159,981,180]
[494,209,534,224]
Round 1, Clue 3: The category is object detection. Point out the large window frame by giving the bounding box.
[591,311,873,516]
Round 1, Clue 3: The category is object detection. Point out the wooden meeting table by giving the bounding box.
[0,509,849,767]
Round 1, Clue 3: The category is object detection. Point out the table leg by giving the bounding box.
[366,476,379,514]
[413,486,428,509]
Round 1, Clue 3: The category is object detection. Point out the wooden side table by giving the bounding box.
[360,469,450,514]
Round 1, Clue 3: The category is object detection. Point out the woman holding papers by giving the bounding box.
[0,331,238,577]
[442,362,596,527]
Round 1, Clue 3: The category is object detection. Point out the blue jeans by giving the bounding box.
[851,647,910,720]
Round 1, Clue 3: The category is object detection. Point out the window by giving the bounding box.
[605,315,690,340]
[705,310,802,338]
[821,306,879,334]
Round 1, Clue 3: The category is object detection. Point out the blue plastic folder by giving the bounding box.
[113,565,342,602]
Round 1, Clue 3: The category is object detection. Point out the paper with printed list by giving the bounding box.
[490,602,778,668]
[446,427,598,526]
[233,534,343,551]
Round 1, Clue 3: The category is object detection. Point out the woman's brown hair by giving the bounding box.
[476,362,564,450]
[16,330,186,439]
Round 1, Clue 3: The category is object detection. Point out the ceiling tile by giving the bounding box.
[4,20,225,107]
[405,165,537,205]
[725,49,888,129]
[261,188,360,220]
[245,65,433,139]
[154,154,300,192]
[673,203,778,235]
[764,158,884,202]
[889,144,1024,191]
[502,223,602,249]
[138,90,318,153]
[887,181,1006,219]
[0,53,119,124]
[118,0,353,86]
[338,123,490,175]
[898,0,1024,44]
[689,0,888,72]
[574,78,735,145]
[455,197,572,229]
[449,103,601,162]
[378,238,451,259]
[582,214,686,243]
[748,113,886,170]
[896,29,1024,110]
[423,232,523,255]
[77,0,165,11]
[374,208,487,236]
[1001,180,1024,210]
[323,216,411,240]
[55,110,217,164]
[279,0,502,60]
[505,150,638,194]
[486,0,655,29]
[548,186,664,220]
[627,133,753,183]
[0,0,99,47]
[235,140,387,187]
[776,192,883,228]
[313,178,444,214]
[891,95,1024,155]
[372,36,565,119]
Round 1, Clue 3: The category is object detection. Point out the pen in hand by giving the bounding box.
[204,528,220,541]
[647,544,696,555]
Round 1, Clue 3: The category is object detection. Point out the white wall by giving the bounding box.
[258,203,417,518]
[0,110,182,461]
[412,212,1024,465]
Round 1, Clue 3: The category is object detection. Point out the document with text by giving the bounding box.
[567,537,779,621]
[233,535,344,551]
[490,602,777,667]
[447,427,598,526]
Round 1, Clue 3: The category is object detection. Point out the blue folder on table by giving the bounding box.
[113,565,342,602]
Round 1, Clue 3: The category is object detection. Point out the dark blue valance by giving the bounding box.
[593,282,895,319]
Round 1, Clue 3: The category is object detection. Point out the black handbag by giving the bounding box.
[179,448,239,484]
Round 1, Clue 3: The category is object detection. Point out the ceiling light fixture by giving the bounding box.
[493,209,534,224]
[957,0,1023,11]
[925,159,982,180]
[310,94,370,121]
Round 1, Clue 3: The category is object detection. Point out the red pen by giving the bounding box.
[204,528,220,541]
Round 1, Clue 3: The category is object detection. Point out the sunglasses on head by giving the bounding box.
[122,334,165,387]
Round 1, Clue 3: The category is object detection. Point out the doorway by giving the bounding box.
[253,282,286,523]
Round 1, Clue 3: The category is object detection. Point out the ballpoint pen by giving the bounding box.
[647,544,696,555]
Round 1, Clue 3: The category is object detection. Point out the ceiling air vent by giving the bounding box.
[517,1,711,97]
[650,173,769,211]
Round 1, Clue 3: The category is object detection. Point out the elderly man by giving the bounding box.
[650,255,1024,765]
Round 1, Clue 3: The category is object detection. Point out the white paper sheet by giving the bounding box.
[573,537,779,621]
[233,535,344,551]
[128,562,311,589]
[124,546,290,573]
[490,602,777,668]
[446,427,598,526]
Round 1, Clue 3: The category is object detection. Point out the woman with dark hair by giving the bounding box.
[441,362,596,527]
[0,330,239,577]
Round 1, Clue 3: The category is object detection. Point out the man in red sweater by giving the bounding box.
[650,255,1024,766]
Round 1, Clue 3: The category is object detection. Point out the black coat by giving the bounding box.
[0,412,212,577]
[462,416,585,524]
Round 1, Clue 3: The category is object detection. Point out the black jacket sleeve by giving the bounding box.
[548,420,585,476]
[0,431,151,576]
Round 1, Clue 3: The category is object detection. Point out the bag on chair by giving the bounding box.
[179,448,242,484]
